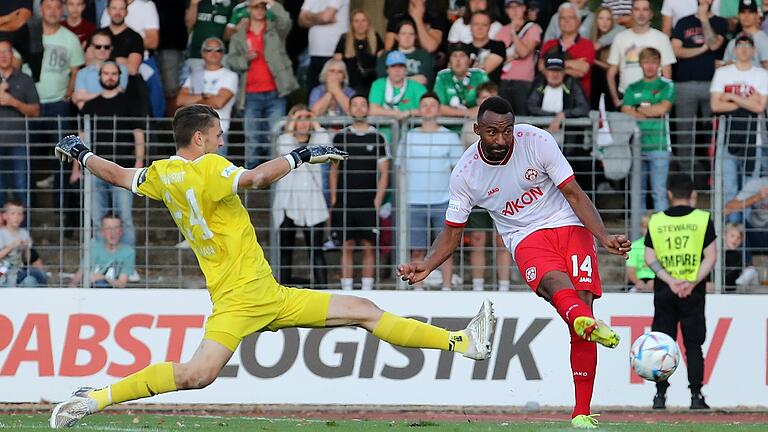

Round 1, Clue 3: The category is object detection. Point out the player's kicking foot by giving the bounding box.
[462,299,496,360]
[49,386,98,428]
[571,414,600,429]
[573,317,619,348]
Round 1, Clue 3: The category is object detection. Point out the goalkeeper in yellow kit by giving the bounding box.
[49,105,496,429]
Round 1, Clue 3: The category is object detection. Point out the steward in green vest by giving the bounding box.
[644,175,717,411]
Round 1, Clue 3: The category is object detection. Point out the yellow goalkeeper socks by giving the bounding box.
[89,362,177,411]
[373,312,469,353]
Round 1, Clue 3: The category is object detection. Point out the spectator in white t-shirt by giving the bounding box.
[710,33,768,223]
[661,0,723,35]
[100,0,159,50]
[447,0,502,44]
[176,36,238,155]
[607,0,676,108]
[299,0,350,92]
[398,92,464,290]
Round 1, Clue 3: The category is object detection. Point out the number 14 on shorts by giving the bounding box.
[571,254,593,283]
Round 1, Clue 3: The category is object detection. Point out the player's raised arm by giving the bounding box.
[559,180,631,258]
[238,145,349,190]
[55,135,138,191]
[398,224,464,285]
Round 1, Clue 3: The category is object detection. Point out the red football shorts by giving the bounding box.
[514,225,602,297]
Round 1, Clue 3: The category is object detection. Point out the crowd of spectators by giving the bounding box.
[2,0,768,289]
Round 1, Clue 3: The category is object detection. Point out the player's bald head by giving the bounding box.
[173,105,220,149]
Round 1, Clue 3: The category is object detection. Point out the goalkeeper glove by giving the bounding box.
[55,135,94,166]
[285,145,348,169]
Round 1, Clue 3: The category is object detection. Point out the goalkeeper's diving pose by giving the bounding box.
[49,104,496,429]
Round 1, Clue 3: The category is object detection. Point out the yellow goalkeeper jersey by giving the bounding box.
[131,154,273,302]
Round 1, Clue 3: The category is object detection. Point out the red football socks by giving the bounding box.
[551,289,594,327]
[551,289,597,417]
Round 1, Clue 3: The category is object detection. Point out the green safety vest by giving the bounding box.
[648,209,710,282]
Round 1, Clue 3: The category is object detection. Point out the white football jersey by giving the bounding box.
[445,123,583,256]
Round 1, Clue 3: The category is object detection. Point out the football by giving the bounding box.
[630,331,680,382]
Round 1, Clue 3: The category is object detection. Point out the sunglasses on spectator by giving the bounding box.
[93,44,112,50]
[203,47,224,53]
[328,69,345,73]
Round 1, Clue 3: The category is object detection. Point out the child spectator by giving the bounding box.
[0,201,46,287]
[723,222,760,290]
[626,212,654,292]
[69,214,135,288]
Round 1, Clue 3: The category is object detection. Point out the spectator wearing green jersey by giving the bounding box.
[621,47,676,211]
[434,42,489,118]
[369,50,426,120]
[626,212,655,292]
[185,0,238,71]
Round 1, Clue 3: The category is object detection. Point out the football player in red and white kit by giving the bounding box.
[398,97,631,429]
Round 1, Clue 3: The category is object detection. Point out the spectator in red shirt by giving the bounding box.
[539,2,595,98]
[62,0,96,47]
[228,0,298,168]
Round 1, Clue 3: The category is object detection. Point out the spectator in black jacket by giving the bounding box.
[527,52,590,134]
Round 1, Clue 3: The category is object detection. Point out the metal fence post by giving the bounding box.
[713,115,725,294]
[82,115,92,289]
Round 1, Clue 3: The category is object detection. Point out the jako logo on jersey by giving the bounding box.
[487,187,499,196]
[501,186,544,216]
[221,165,238,178]
[578,276,592,283]
[525,266,536,282]
[524,168,538,181]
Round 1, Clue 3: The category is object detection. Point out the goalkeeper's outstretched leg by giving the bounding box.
[50,296,495,429]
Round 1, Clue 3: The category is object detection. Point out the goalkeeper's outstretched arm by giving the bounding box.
[55,135,137,191]
[238,145,349,190]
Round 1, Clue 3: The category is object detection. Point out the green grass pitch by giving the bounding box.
[2,414,767,431]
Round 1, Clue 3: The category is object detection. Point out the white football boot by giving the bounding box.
[49,386,98,429]
[462,298,496,360]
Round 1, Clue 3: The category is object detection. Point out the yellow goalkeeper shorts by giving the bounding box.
[203,276,331,351]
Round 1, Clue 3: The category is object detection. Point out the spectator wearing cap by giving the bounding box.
[661,0,723,36]
[376,21,434,87]
[447,0,503,44]
[710,33,768,223]
[433,42,489,118]
[467,10,506,83]
[540,2,595,98]
[228,0,298,168]
[177,36,238,156]
[73,30,130,110]
[607,0,676,108]
[495,0,542,115]
[369,50,427,119]
[718,0,768,68]
[543,0,593,41]
[671,0,727,176]
[299,0,350,92]
[527,53,590,134]
[621,47,676,211]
